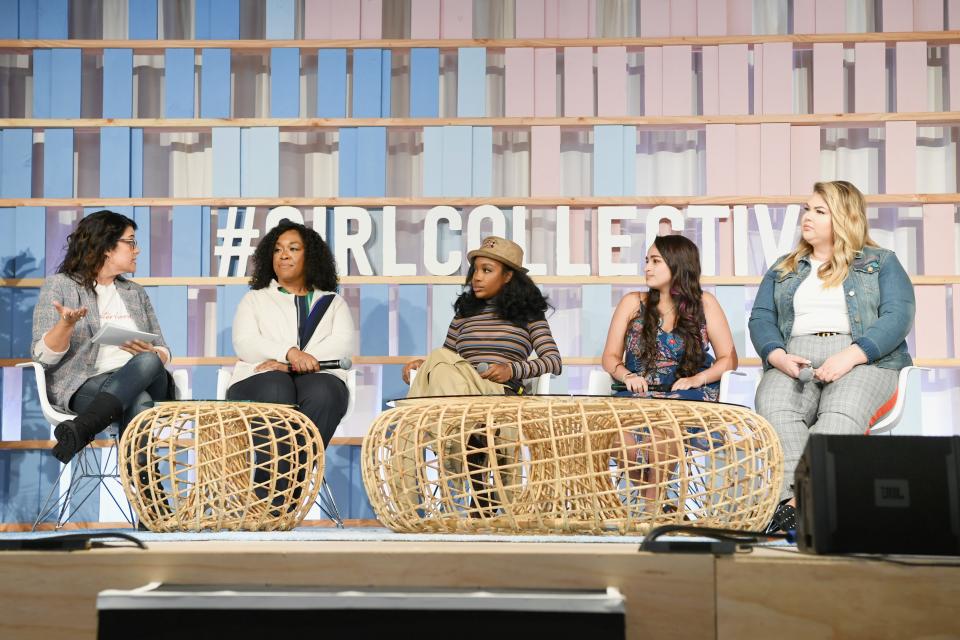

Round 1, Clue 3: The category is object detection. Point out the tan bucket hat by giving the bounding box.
[466,236,528,273]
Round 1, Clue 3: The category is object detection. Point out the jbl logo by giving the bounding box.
[874,479,910,508]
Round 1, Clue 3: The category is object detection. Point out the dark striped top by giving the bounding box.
[442,305,563,382]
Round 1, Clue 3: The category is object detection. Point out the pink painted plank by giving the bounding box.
[360,0,382,39]
[644,47,663,116]
[701,46,719,115]
[790,126,821,195]
[915,0,944,31]
[697,0,727,35]
[752,43,763,114]
[726,0,752,35]
[410,0,441,39]
[640,0,670,37]
[954,284,960,358]
[661,46,692,115]
[913,288,947,358]
[515,0,545,38]
[718,44,749,115]
[793,0,815,34]
[882,0,913,31]
[534,48,558,117]
[814,0,845,33]
[530,126,561,196]
[896,42,928,112]
[884,120,917,194]
[950,45,960,110]
[504,48,535,116]
[921,204,957,274]
[597,46,627,117]
[304,0,332,39]
[557,0,591,37]
[854,43,886,113]
[563,47,594,116]
[543,0,559,37]
[951,0,960,28]
[761,42,793,114]
[735,124,761,193]
[588,0,597,36]
[705,124,736,195]
[760,123,791,195]
[441,0,472,38]
[669,0,697,36]
[813,43,844,114]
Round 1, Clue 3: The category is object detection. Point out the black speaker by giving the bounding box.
[795,434,960,556]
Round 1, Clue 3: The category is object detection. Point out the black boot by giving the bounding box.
[52,392,124,463]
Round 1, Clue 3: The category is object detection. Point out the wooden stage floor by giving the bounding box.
[1,539,958,639]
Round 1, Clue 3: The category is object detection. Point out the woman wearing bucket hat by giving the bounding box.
[401,235,562,517]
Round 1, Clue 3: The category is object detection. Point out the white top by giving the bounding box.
[791,259,851,336]
[230,280,356,387]
[34,282,170,375]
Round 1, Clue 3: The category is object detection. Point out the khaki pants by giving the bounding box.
[399,348,520,514]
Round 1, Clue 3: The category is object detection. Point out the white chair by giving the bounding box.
[868,365,929,435]
[587,368,745,403]
[17,361,189,531]
[217,365,357,528]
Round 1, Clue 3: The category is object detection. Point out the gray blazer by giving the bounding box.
[31,273,170,412]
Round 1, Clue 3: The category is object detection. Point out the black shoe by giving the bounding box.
[51,392,124,463]
[766,500,798,534]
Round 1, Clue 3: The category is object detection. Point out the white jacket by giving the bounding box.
[230,280,356,388]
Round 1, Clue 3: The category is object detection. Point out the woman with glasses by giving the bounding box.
[31,210,173,463]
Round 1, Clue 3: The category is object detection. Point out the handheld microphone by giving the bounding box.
[314,357,352,370]
[475,362,489,374]
[797,366,814,383]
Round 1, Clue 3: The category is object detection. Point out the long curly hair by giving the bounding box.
[58,210,137,291]
[454,259,551,325]
[637,235,707,379]
[249,219,338,291]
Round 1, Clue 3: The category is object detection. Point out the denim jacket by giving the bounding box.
[748,246,914,371]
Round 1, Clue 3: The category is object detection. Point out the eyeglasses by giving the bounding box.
[117,238,138,249]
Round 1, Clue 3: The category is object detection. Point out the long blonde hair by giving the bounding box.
[775,180,878,287]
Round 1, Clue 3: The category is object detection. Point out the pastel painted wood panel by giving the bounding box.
[913,288,947,359]
[701,46,719,115]
[790,126,821,195]
[440,0,472,38]
[697,0,726,36]
[914,0,944,30]
[921,205,957,274]
[884,121,917,193]
[597,47,627,117]
[854,43,886,113]
[881,0,913,31]
[531,126,561,196]
[735,124,760,193]
[265,0,296,39]
[505,48,535,116]
[644,47,663,116]
[814,0,844,32]
[812,43,843,114]
[950,45,960,110]
[705,124,737,195]
[515,0,545,38]
[793,0,814,33]
[640,0,670,37]
[534,48,557,117]
[726,0,752,35]
[718,44,749,115]
[895,42,928,113]
[661,46,692,116]
[304,0,333,39]
[951,0,960,28]
[360,0,382,38]
[759,123,790,196]
[333,0,362,37]
[563,47,595,117]
[557,0,591,37]
[669,0,697,36]
[411,0,441,38]
[760,42,793,114]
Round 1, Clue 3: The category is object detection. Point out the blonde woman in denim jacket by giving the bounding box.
[749,181,915,532]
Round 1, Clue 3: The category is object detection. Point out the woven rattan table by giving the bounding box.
[362,395,782,534]
[119,401,325,532]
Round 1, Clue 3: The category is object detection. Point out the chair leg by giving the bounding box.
[315,479,344,528]
[32,460,72,531]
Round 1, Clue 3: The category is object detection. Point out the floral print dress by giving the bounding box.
[616,305,720,402]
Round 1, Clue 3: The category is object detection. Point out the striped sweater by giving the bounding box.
[442,305,563,382]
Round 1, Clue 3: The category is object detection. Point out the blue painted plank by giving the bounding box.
[99,127,131,198]
[164,48,195,118]
[269,47,300,117]
[201,206,211,276]
[0,208,15,279]
[593,125,623,196]
[133,206,151,277]
[715,286,747,357]
[130,128,143,198]
[32,49,51,118]
[410,48,440,117]
[430,285,459,348]
[421,127,443,197]
[323,444,352,521]
[471,126,492,197]
[12,288,39,357]
[0,0,18,38]
[190,365,218,401]
[42,128,73,198]
[18,369,46,438]
[212,127,241,197]
[240,127,279,197]
[129,0,158,39]
[441,126,472,197]
[316,49,347,117]
[348,445,376,519]
[15,208,45,278]
[195,0,239,39]
[151,286,188,356]
[397,285,428,356]
[37,0,68,38]
[18,0,37,37]
[172,206,202,277]
[379,364,407,411]
[457,47,486,117]
[352,49,384,118]
[265,0,295,39]
[359,284,389,356]
[580,285,613,357]
[337,127,357,197]
[102,49,134,118]
[200,49,231,118]
[381,50,392,116]
[622,126,637,196]
[0,129,33,198]
[216,284,247,356]
[0,287,12,357]
[356,126,386,197]
[50,49,81,118]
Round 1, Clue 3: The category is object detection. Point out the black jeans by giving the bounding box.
[69,351,169,429]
